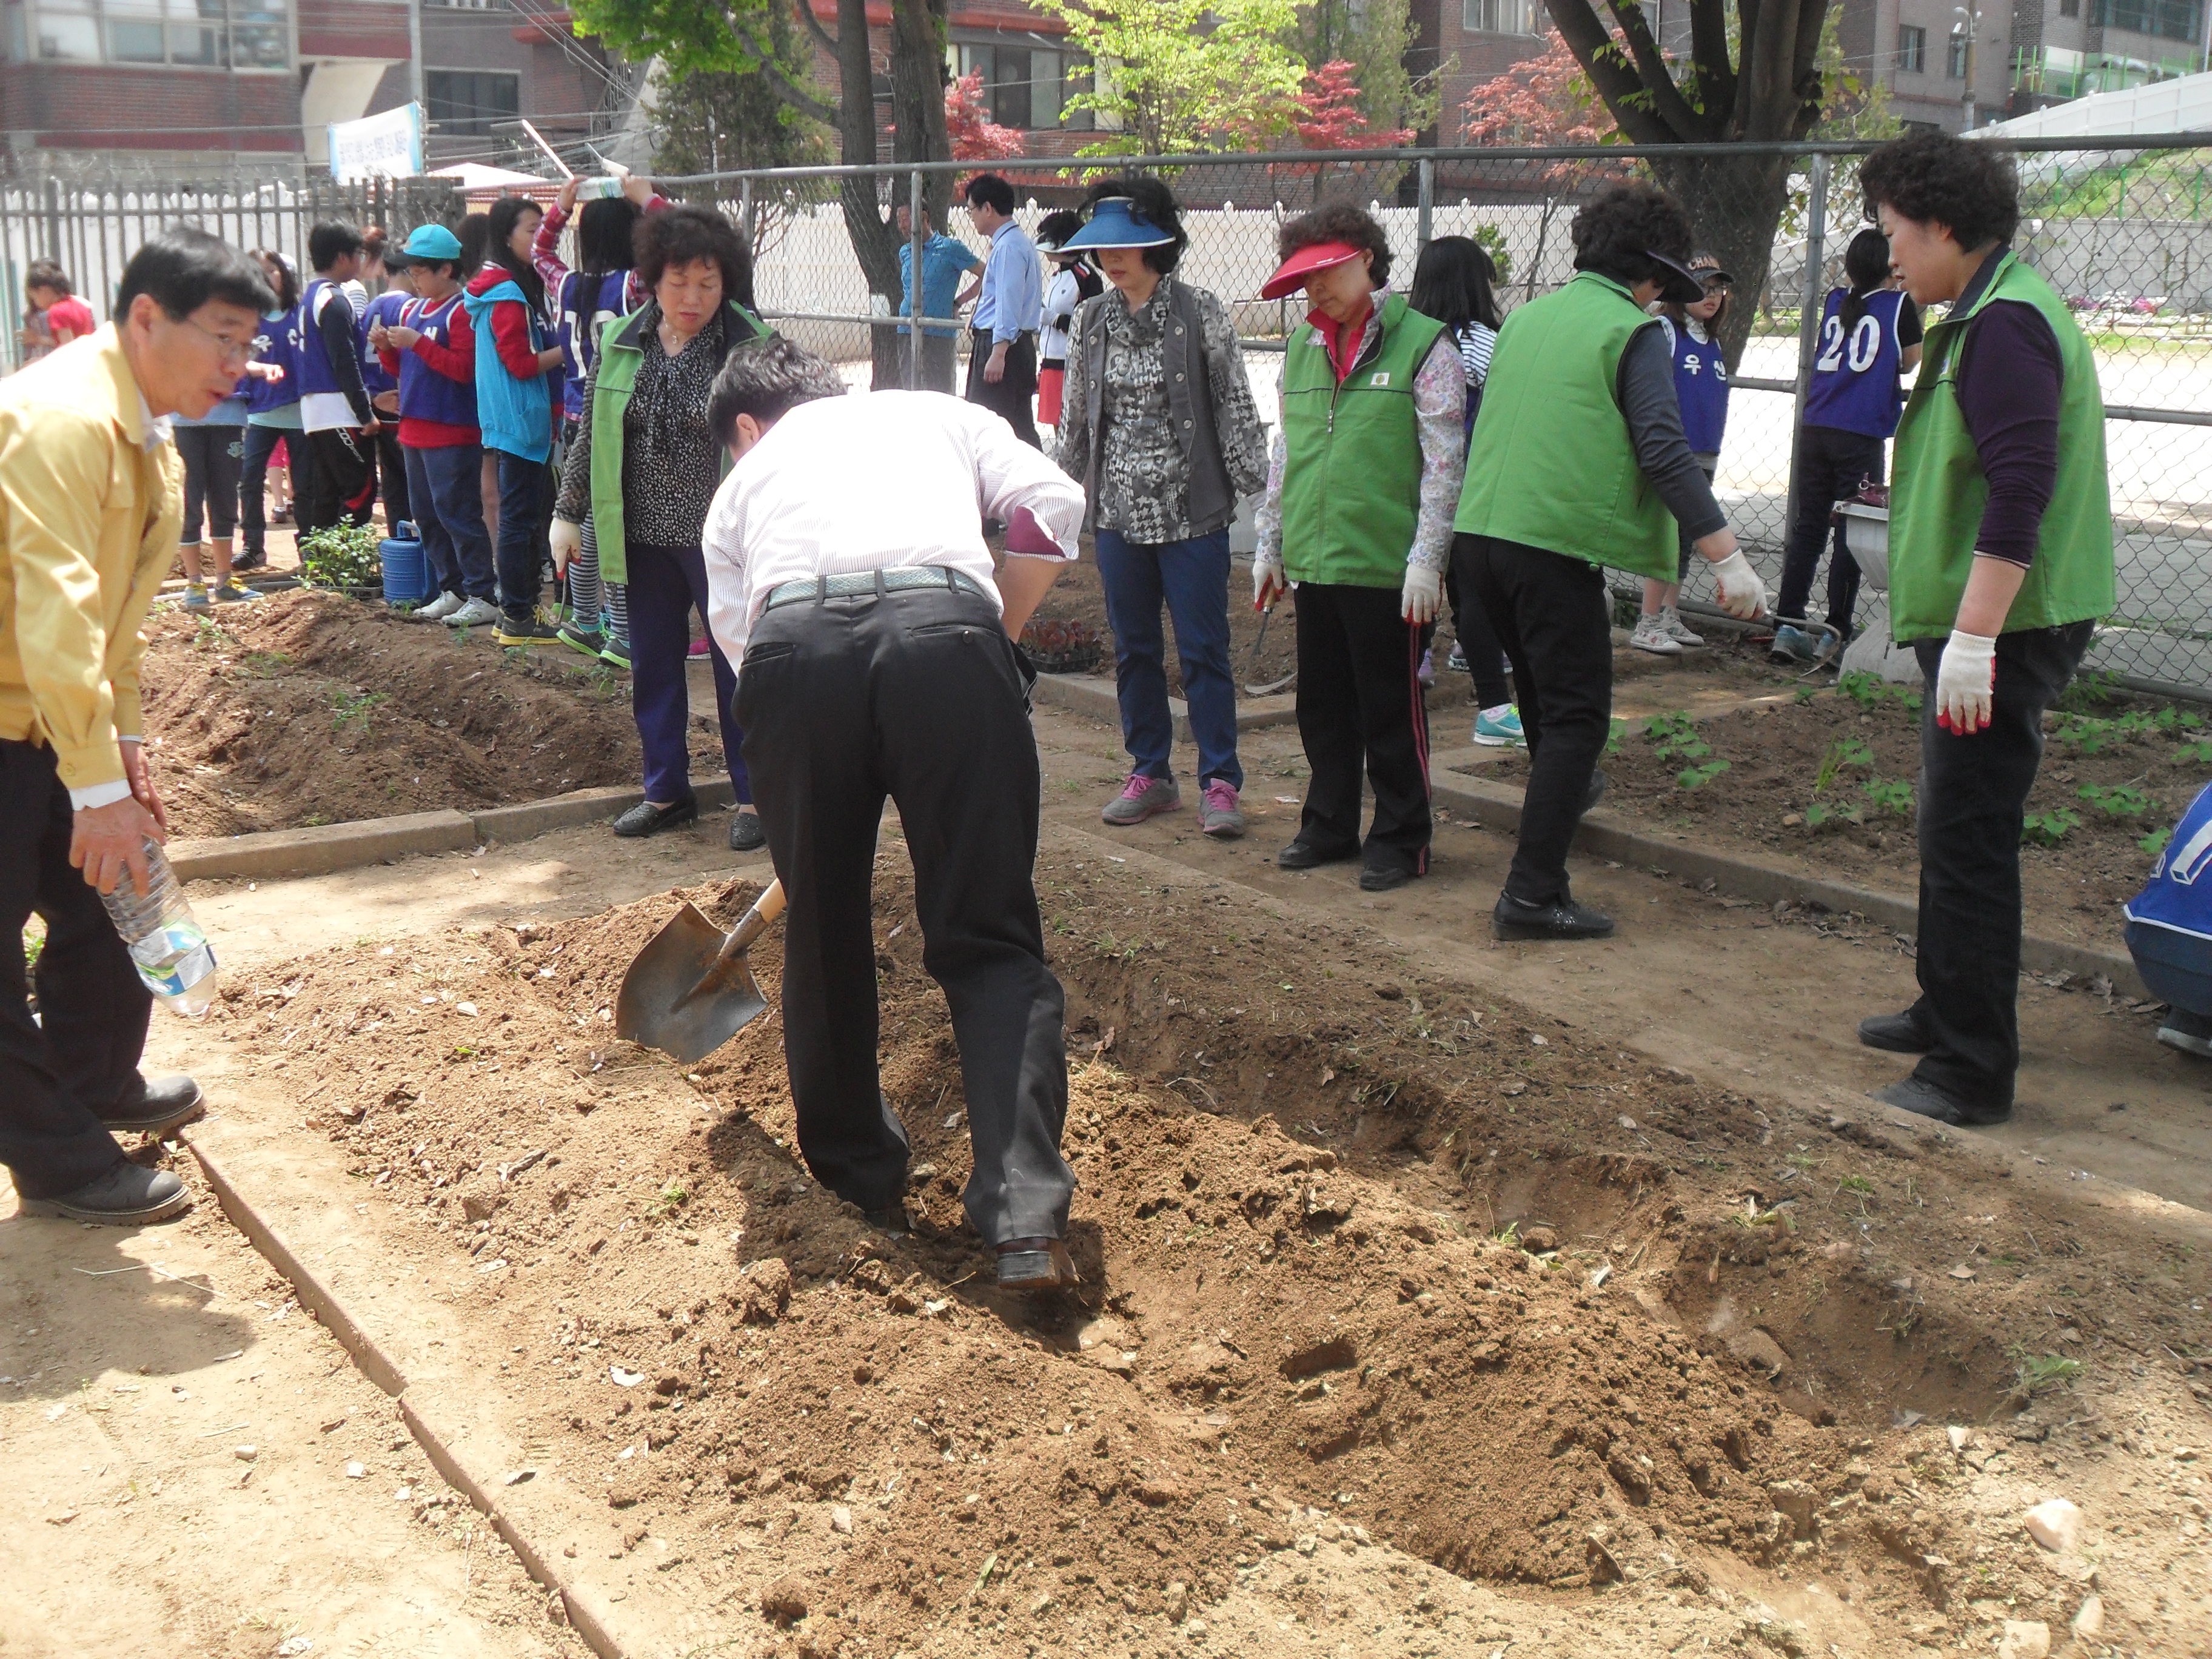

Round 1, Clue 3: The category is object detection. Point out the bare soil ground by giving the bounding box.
[141,591,722,838]
[126,830,2212,1658]
[1472,680,2207,949]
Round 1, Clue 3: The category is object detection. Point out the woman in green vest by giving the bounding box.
[551,207,772,852]
[1252,204,1468,893]
[1851,132,2114,1127]
[1453,182,1768,942]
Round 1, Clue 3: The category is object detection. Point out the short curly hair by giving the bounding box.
[1569,182,1694,287]
[1859,132,2020,250]
[1278,201,1392,289]
[635,204,756,311]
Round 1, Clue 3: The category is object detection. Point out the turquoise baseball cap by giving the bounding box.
[398,223,464,263]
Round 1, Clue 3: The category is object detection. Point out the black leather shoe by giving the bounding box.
[1278,839,1358,871]
[729,810,767,853]
[612,797,698,838]
[1873,1074,2010,1127]
[1858,1011,1932,1054]
[18,1162,190,1224]
[1359,864,1415,893]
[1584,769,1609,813]
[861,1203,910,1237]
[1493,891,1616,941]
[996,1237,1078,1292]
[98,1076,205,1136]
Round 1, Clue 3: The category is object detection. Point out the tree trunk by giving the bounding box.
[876,0,953,389]
[1645,150,1795,370]
[826,0,902,386]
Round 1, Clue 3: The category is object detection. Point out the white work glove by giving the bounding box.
[1253,554,1286,612]
[1401,563,1443,625]
[1706,549,1769,621]
[1935,629,1998,734]
[549,517,583,577]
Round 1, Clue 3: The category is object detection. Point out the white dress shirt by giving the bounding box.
[703,389,1086,663]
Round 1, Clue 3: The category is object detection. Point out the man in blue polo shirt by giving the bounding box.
[961,173,1044,447]
[896,202,982,396]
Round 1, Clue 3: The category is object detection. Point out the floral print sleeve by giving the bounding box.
[1196,286,1268,500]
[1255,405,1287,566]
[1052,300,1093,482]
[1407,332,1468,574]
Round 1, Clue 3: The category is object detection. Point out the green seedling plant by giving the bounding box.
[1645,711,1730,790]
[298,522,383,591]
[1861,776,1915,819]
[2142,823,2175,856]
[1803,737,1874,830]
[1840,671,1922,714]
[1604,717,1626,758]
[2079,782,2154,820]
[2174,739,2212,767]
[2022,806,2082,846]
[647,1179,689,1220]
[2006,1346,2083,1399]
[331,689,389,736]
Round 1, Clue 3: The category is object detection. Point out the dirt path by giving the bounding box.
[0,1156,589,1659]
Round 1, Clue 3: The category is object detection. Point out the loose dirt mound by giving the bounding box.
[1478,680,2199,947]
[140,591,722,837]
[203,849,2210,1655]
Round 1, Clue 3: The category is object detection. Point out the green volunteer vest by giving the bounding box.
[1886,251,2114,642]
[1453,270,1677,581]
[1279,293,1447,588]
[587,299,769,584]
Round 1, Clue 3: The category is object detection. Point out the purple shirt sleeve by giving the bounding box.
[1952,298,2062,569]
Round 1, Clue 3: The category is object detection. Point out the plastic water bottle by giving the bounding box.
[99,839,220,1017]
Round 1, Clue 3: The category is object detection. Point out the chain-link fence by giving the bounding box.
[653,137,2212,699]
[0,173,462,374]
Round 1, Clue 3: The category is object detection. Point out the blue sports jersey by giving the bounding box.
[1803,287,1911,439]
[360,289,411,396]
[1669,318,1730,454]
[395,292,478,433]
[297,278,364,399]
[243,306,302,417]
[557,269,629,419]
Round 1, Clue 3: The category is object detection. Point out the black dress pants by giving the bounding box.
[965,329,1041,449]
[1906,619,2094,1113]
[1455,532,1614,906]
[1292,581,1432,877]
[1778,424,1886,636]
[0,740,145,1200]
[736,579,1074,1245]
[302,426,377,534]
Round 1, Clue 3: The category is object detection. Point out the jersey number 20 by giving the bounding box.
[1815,312,1882,374]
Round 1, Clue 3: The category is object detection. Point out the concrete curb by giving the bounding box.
[1428,769,2148,999]
[1030,670,1297,742]
[169,779,739,884]
[181,1133,631,1659]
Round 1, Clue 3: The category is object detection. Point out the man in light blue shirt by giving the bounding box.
[896,202,984,395]
[961,172,1044,447]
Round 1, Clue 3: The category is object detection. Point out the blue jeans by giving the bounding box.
[404,443,496,601]
[1092,527,1241,791]
[492,447,550,620]
[627,541,748,808]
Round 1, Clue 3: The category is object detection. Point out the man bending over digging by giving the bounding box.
[702,339,1090,1292]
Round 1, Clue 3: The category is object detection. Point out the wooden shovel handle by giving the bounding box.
[711,878,786,973]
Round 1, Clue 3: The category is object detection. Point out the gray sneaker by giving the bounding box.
[1198,780,1245,839]
[1101,773,1180,826]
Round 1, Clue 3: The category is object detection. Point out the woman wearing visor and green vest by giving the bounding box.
[1454,183,1769,942]
[1253,204,1467,894]
[1850,133,2113,1128]
[552,205,773,851]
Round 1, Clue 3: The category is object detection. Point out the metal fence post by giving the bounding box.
[1779,151,1830,627]
[907,167,923,392]
[1416,158,1433,254]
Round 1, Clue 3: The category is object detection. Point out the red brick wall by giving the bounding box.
[298,0,411,62]
[0,62,302,153]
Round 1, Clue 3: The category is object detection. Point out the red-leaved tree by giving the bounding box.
[1294,59,1415,151]
[946,68,1027,161]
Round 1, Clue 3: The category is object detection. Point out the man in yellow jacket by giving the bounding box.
[2,227,273,1224]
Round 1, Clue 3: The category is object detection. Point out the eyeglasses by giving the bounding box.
[177,316,257,368]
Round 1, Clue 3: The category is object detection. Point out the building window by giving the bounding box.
[2092,0,2200,39]
[954,42,1088,130]
[1463,0,1538,32]
[427,69,520,136]
[1898,23,1926,71]
[29,0,286,67]
[1946,26,1970,75]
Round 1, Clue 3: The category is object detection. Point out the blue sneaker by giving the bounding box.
[1472,703,1526,748]
[1769,623,1820,664]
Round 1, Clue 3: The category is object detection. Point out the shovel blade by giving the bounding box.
[614,901,772,1065]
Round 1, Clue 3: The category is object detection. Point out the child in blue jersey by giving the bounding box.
[238,249,313,572]
[361,265,415,531]
[1772,227,1924,662]
[1632,252,1733,655]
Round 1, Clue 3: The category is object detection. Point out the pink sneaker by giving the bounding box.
[1101,772,1180,826]
[688,636,711,658]
[1199,780,1245,839]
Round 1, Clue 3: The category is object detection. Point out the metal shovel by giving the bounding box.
[614,879,786,1064]
[1243,604,1296,697]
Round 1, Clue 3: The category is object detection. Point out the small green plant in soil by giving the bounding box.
[647,1179,690,1220]
[298,522,383,592]
[1604,717,1626,757]
[1861,776,1915,819]
[2174,738,2212,766]
[331,688,389,735]
[2079,782,2154,820]
[2055,669,2120,714]
[242,650,289,677]
[2008,1347,2083,1398]
[2142,823,2175,856]
[2023,806,2082,846]
[1840,671,1922,714]
[1643,711,1729,789]
[22,923,42,975]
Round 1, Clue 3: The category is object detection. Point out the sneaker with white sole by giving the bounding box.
[1198,780,1245,839]
[1101,773,1180,826]
[1418,648,1436,687]
[1768,622,1820,663]
[446,595,501,629]
[1659,606,1704,646]
[414,590,464,622]
[1472,703,1526,747]
[1445,642,1470,674]
[1629,615,1683,655]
